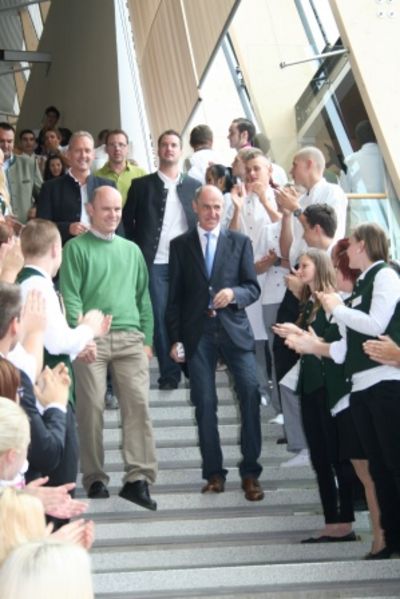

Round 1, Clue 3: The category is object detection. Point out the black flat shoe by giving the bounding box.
[119,480,157,511]
[302,531,357,544]
[88,481,110,499]
[365,547,392,560]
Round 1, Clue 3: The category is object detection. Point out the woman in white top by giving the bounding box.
[319,223,400,559]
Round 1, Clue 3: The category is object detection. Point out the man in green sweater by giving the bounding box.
[60,185,157,510]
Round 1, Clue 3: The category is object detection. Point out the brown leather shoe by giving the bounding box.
[241,477,264,501]
[201,475,225,494]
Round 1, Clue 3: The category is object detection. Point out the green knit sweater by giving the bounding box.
[60,232,153,345]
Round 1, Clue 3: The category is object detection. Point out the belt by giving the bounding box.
[204,308,218,318]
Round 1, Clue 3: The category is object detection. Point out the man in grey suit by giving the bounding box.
[166,185,264,501]
[0,122,42,223]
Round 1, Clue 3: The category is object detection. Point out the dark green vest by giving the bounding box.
[322,314,351,411]
[17,267,75,404]
[345,263,400,377]
[297,300,327,395]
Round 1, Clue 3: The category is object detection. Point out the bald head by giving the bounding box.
[290,146,326,188]
[91,185,122,205]
[86,185,122,235]
[193,185,224,231]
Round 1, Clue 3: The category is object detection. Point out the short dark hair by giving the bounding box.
[45,105,60,119]
[105,129,129,145]
[355,120,376,146]
[157,129,182,147]
[0,283,22,340]
[232,118,256,145]
[303,203,337,239]
[44,127,62,140]
[189,125,213,149]
[0,122,15,134]
[19,129,35,140]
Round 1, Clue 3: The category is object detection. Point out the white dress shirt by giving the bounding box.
[67,169,90,226]
[154,171,188,264]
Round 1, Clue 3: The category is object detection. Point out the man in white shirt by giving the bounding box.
[228,149,281,409]
[36,131,115,245]
[186,124,221,183]
[276,146,347,268]
[123,130,199,390]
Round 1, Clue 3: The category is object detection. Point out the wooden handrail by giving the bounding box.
[347,193,387,199]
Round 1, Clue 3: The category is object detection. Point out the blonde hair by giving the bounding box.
[0,488,46,565]
[20,218,60,258]
[0,540,94,599]
[0,396,30,457]
[298,248,336,325]
[68,130,94,148]
[295,146,325,173]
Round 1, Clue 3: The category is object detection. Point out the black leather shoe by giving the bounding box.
[119,480,157,511]
[158,381,178,390]
[88,481,109,499]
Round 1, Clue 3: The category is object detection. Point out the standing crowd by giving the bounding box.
[0,108,399,596]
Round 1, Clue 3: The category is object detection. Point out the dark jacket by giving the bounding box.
[36,173,115,244]
[166,227,260,359]
[122,172,199,268]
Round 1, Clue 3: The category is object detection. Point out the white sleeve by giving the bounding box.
[8,343,37,384]
[20,276,94,357]
[329,337,347,364]
[333,268,400,336]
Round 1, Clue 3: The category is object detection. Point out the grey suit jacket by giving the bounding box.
[7,154,42,223]
[166,227,260,358]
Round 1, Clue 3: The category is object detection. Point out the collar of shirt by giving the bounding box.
[359,260,385,280]
[306,178,325,197]
[197,223,221,252]
[102,161,132,176]
[67,168,89,186]
[89,228,115,242]
[24,263,52,282]
[157,170,182,188]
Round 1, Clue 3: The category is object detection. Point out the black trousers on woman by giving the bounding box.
[351,380,400,552]
[301,387,355,524]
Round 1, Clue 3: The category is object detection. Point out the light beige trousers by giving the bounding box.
[73,330,157,491]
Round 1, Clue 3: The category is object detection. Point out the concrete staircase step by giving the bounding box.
[92,561,400,597]
[91,363,398,597]
[91,541,372,572]
[91,512,371,543]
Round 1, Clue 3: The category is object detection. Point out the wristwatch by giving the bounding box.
[293,208,302,218]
